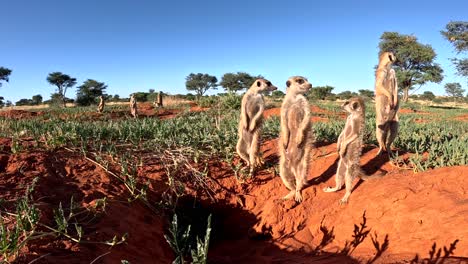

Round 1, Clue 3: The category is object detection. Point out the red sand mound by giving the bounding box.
[0,109,43,119]
[0,137,466,263]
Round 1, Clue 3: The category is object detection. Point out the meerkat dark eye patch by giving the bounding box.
[388,54,394,62]
[286,80,291,87]
[266,81,272,86]
[256,81,261,87]
[297,79,304,84]
[352,102,359,110]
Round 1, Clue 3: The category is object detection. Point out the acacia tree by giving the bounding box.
[76,79,108,106]
[0,67,12,87]
[420,91,436,101]
[358,89,375,98]
[378,32,443,102]
[47,72,77,107]
[441,21,468,81]
[309,86,334,100]
[32,94,43,105]
[185,73,218,98]
[444,82,465,99]
[220,72,262,93]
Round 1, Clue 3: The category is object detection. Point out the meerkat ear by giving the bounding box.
[256,81,261,87]
[286,80,291,87]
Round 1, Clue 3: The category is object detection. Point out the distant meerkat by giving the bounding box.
[130,94,138,118]
[156,91,163,108]
[375,51,399,155]
[279,76,313,203]
[323,97,367,204]
[236,78,277,177]
[97,96,105,113]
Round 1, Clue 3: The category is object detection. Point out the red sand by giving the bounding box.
[0,103,467,263]
[0,136,466,263]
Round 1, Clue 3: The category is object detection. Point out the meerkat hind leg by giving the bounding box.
[339,168,354,204]
[376,125,388,155]
[248,132,260,177]
[236,137,250,165]
[385,120,399,156]
[323,159,346,192]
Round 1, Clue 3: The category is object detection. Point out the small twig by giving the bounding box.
[28,253,52,264]
[89,251,111,264]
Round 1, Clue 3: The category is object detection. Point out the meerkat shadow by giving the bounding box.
[361,152,390,176]
[306,157,340,186]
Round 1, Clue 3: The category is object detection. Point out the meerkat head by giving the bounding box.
[379,52,396,67]
[286,76,312,95]
[251,78,277,93]
[342,97,365,114]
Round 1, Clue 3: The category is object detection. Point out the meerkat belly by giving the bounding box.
[286,105,305,159]
[344,140,361,165]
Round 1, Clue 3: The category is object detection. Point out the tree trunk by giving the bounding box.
[403,88,409,102]
[61,94,67,108]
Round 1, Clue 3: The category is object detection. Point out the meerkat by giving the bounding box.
[323,97,368,204]
[279,76,313,203]
[97,96,105,113]
[375,51,399,155]
[156,91,163,108]
[236,78,277,177]
[130,94,138,118]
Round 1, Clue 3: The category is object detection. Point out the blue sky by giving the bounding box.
[1,0,467,103]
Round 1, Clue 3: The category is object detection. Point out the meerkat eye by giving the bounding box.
[286,80,291,87]
[352,102,359,110]
[266,81,272,86]
[297,79,304,84]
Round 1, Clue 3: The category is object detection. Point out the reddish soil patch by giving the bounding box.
[263,107,281,118]
[0,110,43,119]
[264,107,335,122]
[399,108,431,115]
[0,137,466,263]
[455,114,468,121]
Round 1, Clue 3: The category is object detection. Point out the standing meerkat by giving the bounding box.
[130,94,138,118]
[375,51,399,155]
[156,91,163,108]
[279,76,313,203]
[236,78,277,177]
[323,97,367,204]
[97,96,105,113]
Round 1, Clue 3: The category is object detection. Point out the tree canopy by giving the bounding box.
[47,72,77,107]
[441,21,468,81]
[378,32,443,102]
[76,79,108,106]
[15,94,43,106]
[308,86,334,100]
[358,89,375,98]
[185,73,218,97]
[444,82,465,98]
[220,72,262,93]
[336,91,358,100]
[419,91,436,101]
[441,21,468,53]
[0,67,12,87]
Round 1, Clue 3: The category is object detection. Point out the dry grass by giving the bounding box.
[0,96,192,112]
